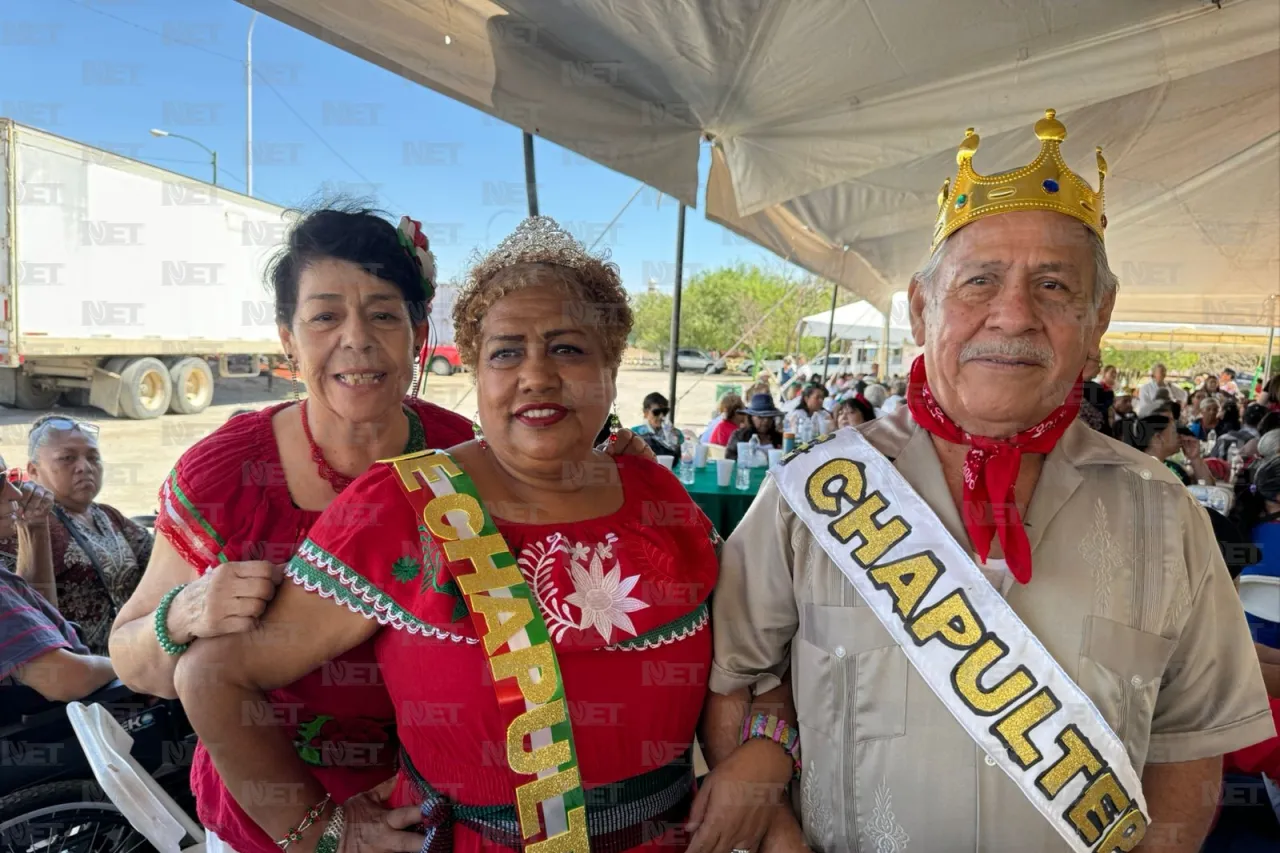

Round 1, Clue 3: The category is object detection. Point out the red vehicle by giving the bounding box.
[425,343,463,376]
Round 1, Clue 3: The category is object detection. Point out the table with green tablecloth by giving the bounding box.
[683,463,769,537]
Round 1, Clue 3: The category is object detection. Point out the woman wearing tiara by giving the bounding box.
[174,218,755,853]
[111,208,655,853]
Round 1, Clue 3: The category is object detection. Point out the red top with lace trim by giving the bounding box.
[287,454,719,853]
[155,399,474,853]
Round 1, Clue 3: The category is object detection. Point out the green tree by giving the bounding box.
[631,263,844,356]
[630,290,673,351]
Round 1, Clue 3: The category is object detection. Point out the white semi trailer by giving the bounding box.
[0,118,289,418]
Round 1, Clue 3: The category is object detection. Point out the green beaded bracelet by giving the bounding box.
[155,583,191,656]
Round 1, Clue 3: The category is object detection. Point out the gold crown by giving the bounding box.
[932,109,1107,252]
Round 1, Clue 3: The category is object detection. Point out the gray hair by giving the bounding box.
[1259,430,1280,459]
[914,224,1118,322]
[28,415,96,461]
[891,379,908,396]
[863,384,888,408]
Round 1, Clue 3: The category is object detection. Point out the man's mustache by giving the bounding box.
[959,339,1055,366]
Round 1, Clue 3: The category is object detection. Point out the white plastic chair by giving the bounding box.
[1238,574,1280,623]
[66,701,206,853]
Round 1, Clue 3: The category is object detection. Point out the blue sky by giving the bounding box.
[1,0,789,291]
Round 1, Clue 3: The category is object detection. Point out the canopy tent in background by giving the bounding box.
[238,0,1279,327]
[1103,321,1277,356]
[800,294,912,344]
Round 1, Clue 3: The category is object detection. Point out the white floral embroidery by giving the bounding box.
[800,762,832,850]
[569,542,590,562]
[865,778,909,852]
[564,548,648,642]
[1079,497,1122,618]
[520,534,580,642]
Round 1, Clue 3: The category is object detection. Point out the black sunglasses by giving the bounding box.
[649,407,670,418]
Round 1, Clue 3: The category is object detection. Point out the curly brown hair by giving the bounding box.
[452,260,633,371]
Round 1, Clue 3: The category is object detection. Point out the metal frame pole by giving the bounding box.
[667,204,686,421]
[246,12,257,196]
[880,308,890,379]
[1265,296,1277,382]
[523,132,539,217]
[822,280,838,384]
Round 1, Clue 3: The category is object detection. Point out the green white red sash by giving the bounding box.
[388,449,591,853]
[773,430,1149,853]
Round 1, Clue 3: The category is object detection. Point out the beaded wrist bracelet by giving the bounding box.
[740,712,802,780]
[315,804,345,853]
[154,583,191,656]
[276,794,332,850]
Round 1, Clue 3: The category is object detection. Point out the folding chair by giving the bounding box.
[66,701,205,853]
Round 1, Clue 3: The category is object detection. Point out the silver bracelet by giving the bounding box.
[315,805,345,853]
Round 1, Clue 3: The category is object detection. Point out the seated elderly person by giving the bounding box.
[0,416,152,654]
[0,453,115,702]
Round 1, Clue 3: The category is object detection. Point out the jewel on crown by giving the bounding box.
[467,216,601,289]
[932,109,1107,253]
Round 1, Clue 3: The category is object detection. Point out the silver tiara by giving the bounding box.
[466,216,602,287]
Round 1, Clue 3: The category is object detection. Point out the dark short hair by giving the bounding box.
[1244,403,1267,428]
[643,392,669,412]
[838,396,877,423]
[267,204,429,327]
[1121,414,1172,452]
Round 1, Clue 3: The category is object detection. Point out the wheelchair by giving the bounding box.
[0,680,198,853]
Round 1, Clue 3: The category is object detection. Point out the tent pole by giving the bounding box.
[880,307,890,380]
[1265,297,1276,383]
[522,132,539,217]
[822,280,838,384]
[667,204,687,421]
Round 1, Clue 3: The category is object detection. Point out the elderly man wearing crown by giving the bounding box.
[695,111,1274,853]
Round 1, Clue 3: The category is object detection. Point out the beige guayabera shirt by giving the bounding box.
[711,407,1274,853]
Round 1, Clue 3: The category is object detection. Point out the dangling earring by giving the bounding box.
[472,420,487,450]
[608,407,621,444]
[287,356,300,401]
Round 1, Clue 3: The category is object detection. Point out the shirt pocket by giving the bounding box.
[1076,615,1178,762]
[796,603,908,744]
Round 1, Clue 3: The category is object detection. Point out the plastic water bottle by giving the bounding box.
[782,431,796,454]
[661,419,677,451]
[1229,445,1243,481]
[748,434,762,468]
[735,461,752,490]
[679,442,696,485]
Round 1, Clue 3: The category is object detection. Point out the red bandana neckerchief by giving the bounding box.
[905,355,1081,584]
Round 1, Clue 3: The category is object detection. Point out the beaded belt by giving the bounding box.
[399,747,694,853]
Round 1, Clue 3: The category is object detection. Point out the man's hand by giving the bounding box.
[759,807,811,853]
[686,740,794,853]
[14,481,55,528]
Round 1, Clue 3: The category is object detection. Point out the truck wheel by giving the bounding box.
[118,357,172,420]
[429,356,454,376]
[13,368,60,410]
[167,357,215,414]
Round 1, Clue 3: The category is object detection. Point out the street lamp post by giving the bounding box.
[246,11,258,197]
[150,128,217,186]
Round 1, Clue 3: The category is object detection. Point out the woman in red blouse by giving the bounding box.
[175,218,728,853]
[110,208,650,853]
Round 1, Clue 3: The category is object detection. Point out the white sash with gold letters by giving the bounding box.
[773,429,1150,853]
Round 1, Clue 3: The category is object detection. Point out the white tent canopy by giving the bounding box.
[801,294,912,343]
[239,0,1280,326]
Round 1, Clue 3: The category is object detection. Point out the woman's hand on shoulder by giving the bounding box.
[338,777,426,853]
[173,560,284,644]
[602,427,656,461]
